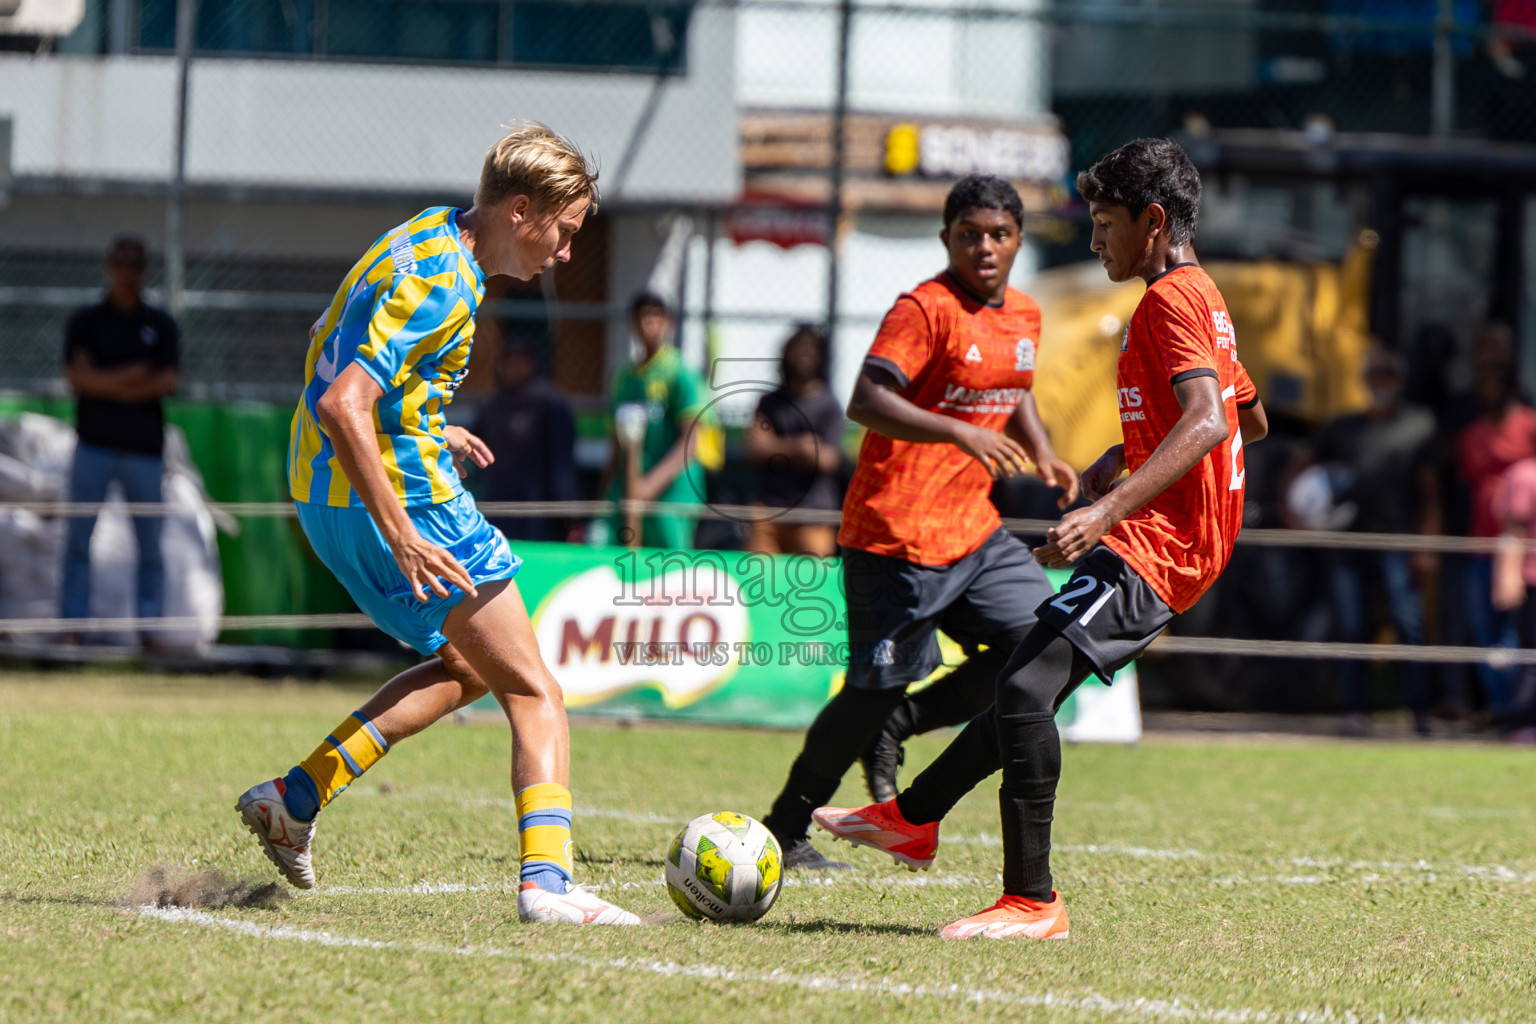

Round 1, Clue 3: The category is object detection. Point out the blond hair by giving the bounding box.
[477,121,600,214]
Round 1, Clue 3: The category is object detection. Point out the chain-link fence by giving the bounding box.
[3,0,1535,408]
[6,0,1536,721]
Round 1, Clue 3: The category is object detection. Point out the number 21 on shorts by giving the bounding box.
[1049,575,1115,626]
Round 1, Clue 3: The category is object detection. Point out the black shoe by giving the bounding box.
[780,837,850,871]
[859,729,905,804]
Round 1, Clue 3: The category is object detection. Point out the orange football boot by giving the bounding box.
[939,891,1070,940]
[811,799,937,870]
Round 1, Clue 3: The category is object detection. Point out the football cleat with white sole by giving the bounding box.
[517,882,642,926]
[235,778,317,889]
[812,799,937,871]
[939,891,1070,940]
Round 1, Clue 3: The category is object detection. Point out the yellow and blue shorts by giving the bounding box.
[295,492,521,655]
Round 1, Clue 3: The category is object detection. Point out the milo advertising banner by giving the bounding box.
[483,541,1139,741]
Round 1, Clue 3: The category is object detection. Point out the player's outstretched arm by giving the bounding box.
[1035,375,1228,567]
[315,362,477,601]
[848,360,1029,479]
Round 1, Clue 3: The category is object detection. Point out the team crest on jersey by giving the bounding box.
[1014,338,1035,371]
[964,343,983,364]
[1120,326,1130,353]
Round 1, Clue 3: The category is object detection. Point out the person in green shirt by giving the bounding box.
[594,291,717,549]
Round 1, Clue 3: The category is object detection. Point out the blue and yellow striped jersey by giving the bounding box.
[288,207,486,508]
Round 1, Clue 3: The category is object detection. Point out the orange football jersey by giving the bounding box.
[1103,264,1256,613]
[839,272,1042,566]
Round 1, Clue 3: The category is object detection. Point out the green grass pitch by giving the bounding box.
[2,671,1533,1023]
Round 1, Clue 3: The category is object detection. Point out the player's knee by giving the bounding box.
[531,671,566,710]
[502,663,566,710]
[998,678,1056,718]
[996,630,1076,718]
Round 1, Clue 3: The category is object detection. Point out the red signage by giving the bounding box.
[725,192,830,250]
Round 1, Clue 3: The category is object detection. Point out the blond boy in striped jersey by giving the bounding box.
[237,123,638,926]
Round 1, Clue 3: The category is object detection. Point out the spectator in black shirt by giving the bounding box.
[744,325,845,556]
[60,236,180,644]
[472,336,580,542]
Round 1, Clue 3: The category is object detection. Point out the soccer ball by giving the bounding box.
[664,811,782,922]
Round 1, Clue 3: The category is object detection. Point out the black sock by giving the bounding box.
[992,630,1090,901]
[763,757,842,846]
[895,707,1000,825]
[763,686,904,843]
[998,710,1061,900]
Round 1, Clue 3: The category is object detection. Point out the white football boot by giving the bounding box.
[517,882,642,926]
[235,779,317,889]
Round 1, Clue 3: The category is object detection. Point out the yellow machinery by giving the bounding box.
[1030,242,1377,470]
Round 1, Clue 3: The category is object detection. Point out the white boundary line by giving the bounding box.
[134,905,1483,1024]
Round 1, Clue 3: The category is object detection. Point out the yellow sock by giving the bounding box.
[295,712,389,811]
[515,782,573,892]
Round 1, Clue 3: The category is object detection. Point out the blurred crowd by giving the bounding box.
[1192,320,1536,740]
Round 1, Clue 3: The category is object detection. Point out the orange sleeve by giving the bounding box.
[1145,284,1218,383]
[864,295,934,387]
[1233,359,1257,406]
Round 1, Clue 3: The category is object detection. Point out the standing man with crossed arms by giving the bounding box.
[235,123,638,926]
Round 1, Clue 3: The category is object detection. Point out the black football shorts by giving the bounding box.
[842,527,1054,691]
[1034,545,1175,683]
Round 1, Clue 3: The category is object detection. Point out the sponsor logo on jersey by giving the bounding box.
[1118,386,1145,422]
[936,382,1025,414]
[964,343,983,364]
[1014,337,1035,371]
[1212,310,1235,350]
[387,225,419,276]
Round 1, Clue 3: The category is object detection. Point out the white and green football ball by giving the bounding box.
[664,811,782,923]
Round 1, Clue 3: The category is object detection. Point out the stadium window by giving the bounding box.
[509,2,691,72]
[137,0,319,54]
[326,0,499,63]
[132,0,692,72]
[134,0,174,50]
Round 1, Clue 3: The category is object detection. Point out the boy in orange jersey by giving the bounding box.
[762,175,1079,869]
[814,138,1270,938]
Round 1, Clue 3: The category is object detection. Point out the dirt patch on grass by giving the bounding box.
[124,866,290,911]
